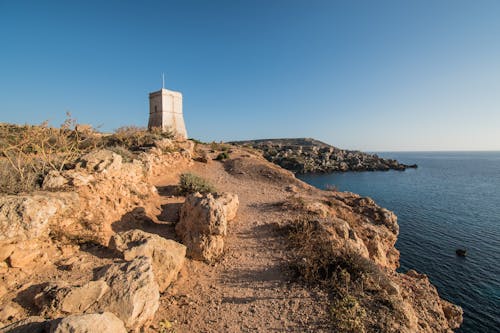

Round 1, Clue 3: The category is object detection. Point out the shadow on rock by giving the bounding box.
[112,207,178,242]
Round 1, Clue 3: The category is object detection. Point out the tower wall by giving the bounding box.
[148,88,188,139]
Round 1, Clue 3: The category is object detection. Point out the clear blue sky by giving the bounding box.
[1,0,499,151]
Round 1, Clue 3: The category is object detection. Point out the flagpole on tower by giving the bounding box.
[162,73,165,89]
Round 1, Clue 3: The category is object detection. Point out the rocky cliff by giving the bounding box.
[0,134,460,332]
[231,138,417,173]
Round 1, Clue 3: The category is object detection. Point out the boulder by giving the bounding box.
[42,171,68,190]
[78,150,122,174]
[49,312,127,333]
[0,194,77,242]
[110,230,186,292]
[176,192,239,262]
[35,281,109,316]
[91,256,159,331]
[0,317,48,333]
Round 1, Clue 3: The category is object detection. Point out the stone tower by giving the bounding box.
[148,87,188,140]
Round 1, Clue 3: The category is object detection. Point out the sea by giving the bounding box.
[297,151,500,333]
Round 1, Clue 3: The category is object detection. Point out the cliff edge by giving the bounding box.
[0,130,460,332]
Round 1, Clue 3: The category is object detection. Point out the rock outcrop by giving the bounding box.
[176,192,239,262]
[0,313,127,333]
[50,312,127,333]
[110,229,186,292]
[0,193,78,243]
[33,256,160,331]
[231,138,417,173]
[92,256,159,331]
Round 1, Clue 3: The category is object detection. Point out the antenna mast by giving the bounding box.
[162,73,165,89]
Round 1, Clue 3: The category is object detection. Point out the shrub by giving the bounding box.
[104,126,174,151]
[0,114,88,193]
[0,159,41,194]
[282,195,307,211]
[287,216,386,290]
[215,151,230,161]
[178,173,216,195]
[330,294,367,333]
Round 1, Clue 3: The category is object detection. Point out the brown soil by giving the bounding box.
[151,150,332,332]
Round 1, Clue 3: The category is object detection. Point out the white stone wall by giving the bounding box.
[148,89,188,139]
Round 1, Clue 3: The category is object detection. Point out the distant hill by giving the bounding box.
[230,138,417,173]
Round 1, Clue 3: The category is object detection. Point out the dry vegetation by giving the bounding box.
[285,215,407,332]
[0,116,174,194]
[178,172,217,195]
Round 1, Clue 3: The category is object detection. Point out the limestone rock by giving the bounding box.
[78,150,122,174]
[218,193,239,221]
[42,171,68,190]
[49,312,127,333]
[442,299,464,329]
[154,138,174,151]
[177,192,239,262]
[7,247,40,269]
[92,256,159,331]
[63,171,95,187]
[110,230,186,292]
[0,194,78,242]
[0,244,14,262]
[35,281,109,316]
[0,302,23,323]
[396,270,464,332]
[0,316,48,333]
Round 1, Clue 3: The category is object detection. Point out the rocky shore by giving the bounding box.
[231,138,417,173]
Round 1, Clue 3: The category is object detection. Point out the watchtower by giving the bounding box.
[148,80,188,140]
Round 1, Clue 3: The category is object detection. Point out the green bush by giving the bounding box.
[178,173,216,195]
[215,151,230,161]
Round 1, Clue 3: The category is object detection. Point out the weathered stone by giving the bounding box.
[177,192,239,262]
[49,312,127,333]
[0,302,22,323]
[36,280,109,316]
[8,248,39,269]
[218,193,239,221]
[63,171,94,187]
[110,230,186,292]
[0,316,48,333]
[42,171,68,190]
[92,256,159,331]
[0,244,14,262]
[442,300,464,329]
[0,194,77,242]
[78,150,122,173]
[154,138,174,151]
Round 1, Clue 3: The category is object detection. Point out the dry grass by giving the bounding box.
[0,117,175,194]
[178,173,216,195]
[285,215,407,331]
[104,126,174,151]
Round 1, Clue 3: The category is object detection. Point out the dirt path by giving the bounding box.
[152,156,332,333]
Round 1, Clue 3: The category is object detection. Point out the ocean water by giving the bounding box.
[297,152,500,333]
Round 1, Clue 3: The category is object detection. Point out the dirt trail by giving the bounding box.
[152,154,331,333]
